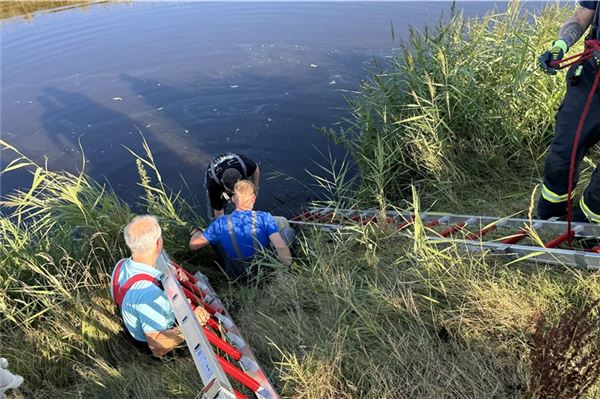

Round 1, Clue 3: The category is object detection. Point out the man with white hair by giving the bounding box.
[189,180,293,280]
[111,215,210,357]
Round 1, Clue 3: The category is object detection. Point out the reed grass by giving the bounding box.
[1,1,599,398]
[2,139,599,398]
[330,1,589,214]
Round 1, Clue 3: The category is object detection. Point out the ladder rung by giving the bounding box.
[304,212,319,221]
[314,212,333,223]
[206,317,224,333]
[362,215,376,225]
[584,245,600,253]
[234,389,249,399]
[466,224,497,240]
[290,211,311,222]
[217,354,261,392]
[438,222,465,237]
[181,285,218,315]
[396,217,413,230]
[544,230,574,249]
[203,326,242,361]
[425,219,440,228]
[501,229,528,244]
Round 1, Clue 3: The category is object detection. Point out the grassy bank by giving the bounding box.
[2,137,599,398]
[2,1,600,398]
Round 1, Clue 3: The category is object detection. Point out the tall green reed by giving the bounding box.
[332,1,573,209]
[0,138,202,397]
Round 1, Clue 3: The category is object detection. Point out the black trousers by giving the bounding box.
[538,59,600,221]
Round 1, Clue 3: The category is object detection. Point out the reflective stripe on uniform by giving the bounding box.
[580,196,600,223]
[541,184,573,203]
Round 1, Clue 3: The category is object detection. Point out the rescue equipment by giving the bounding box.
[290,207,600,271]
[155,251,279,399]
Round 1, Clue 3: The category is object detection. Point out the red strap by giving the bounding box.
[111,259,127,303]
[112,259,160,307]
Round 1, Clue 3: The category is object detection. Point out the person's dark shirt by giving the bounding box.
[205,153,258,211]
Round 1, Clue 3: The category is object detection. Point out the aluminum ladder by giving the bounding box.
[156,251,279,399]
[289,207,600,271]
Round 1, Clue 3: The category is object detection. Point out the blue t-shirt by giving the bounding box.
[110,258,175,342]
[580,1,599,40]
[202,210,279,259]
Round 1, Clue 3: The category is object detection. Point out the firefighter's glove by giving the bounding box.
[539,40,568,75]
[594,51,600,69]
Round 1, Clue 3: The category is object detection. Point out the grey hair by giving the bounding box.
[124,215,162,255]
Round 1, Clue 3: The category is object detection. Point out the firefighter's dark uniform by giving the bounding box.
[538,0,600,222]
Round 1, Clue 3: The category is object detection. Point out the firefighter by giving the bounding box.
[538,1,600,222]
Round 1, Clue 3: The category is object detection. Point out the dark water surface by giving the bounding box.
[1,1,535,215]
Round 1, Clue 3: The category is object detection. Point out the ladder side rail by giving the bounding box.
[427,237,600,271]
[194,272,280,399]
[288,220,344,231]
[156,252,237,399]
[307,207,600,238]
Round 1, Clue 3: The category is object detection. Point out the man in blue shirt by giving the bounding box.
[111,215,210,356]
[538,1,600,222]
[189,180,293,280]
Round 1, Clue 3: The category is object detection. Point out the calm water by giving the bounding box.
[1,1,539,215]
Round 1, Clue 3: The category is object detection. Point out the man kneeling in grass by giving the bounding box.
[189,180,293,280]
[111,215,210,357]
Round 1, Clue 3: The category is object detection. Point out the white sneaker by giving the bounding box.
[0,368,24,393]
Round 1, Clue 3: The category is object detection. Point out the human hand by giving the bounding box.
[175,267,189,282]
[539,40,567,75]
[169,263,189,282]
[193,306,211,326]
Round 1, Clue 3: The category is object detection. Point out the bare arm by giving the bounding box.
[189,232,210,251]
[213,208,224,219]
[145,327,184,357]
[557,6,595,49]
[251,165,260,190]
[269,232,292,266]
[145,307,210,357]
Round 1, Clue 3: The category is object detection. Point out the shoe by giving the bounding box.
[0,369,24,392]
